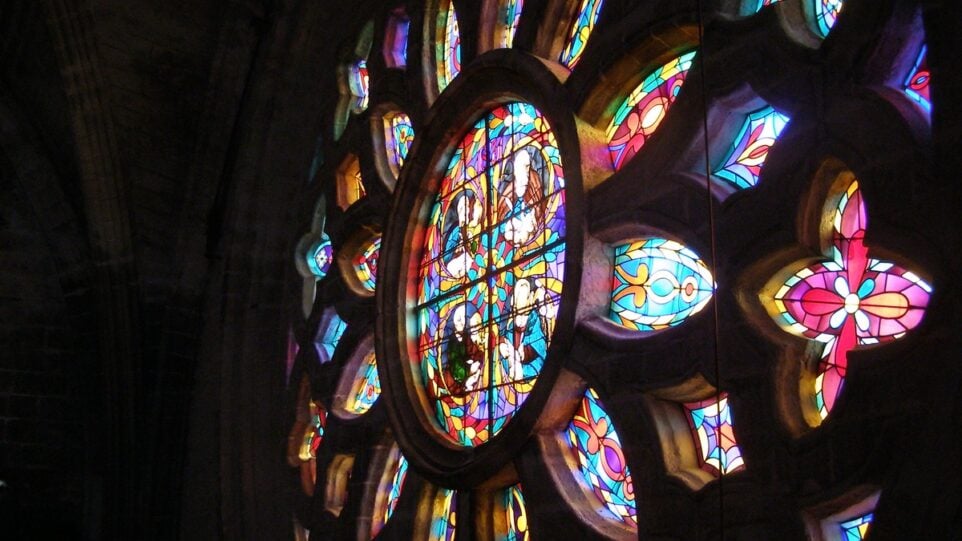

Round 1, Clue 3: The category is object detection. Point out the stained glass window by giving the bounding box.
[609,238,714,332]
[429,488,458,541]
[558,0,604,69]
[354,235,381,293]
[314,311,347,364]
[565,388,637,527]
[904,45,930,113]
[416,102,566,446]
[298,400,327,461]
[349,59,370,113]
[306,232,334,279]
[384,112,415,178]
[714,106,790,190]
[497,0,525,49]
[371,448,409,539]
[384,9,410,68]
[346,351,381,415]
[684,393,745,476]
[437,1,462,92]
[606,50,696,170]
[337,153,366,210]
[768,178,932,419]
[839,513,873,540]
[814,0,844,37]
[499,484,529,540]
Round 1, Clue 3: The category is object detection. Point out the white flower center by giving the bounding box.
[844,293,860,314]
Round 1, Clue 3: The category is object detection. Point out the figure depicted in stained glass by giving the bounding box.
[499,147,546,247]
[565,388,637,527]
[499,278,547,381]
[442,190,484,279]
[559,0,605,69]
[607,51,696,170]
[416,103,566,446]
[442,303,484,394]
[765,176,932,419]
[904,45,930,113]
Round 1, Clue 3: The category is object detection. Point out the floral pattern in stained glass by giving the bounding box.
[714,105,789,190]
[346,351,381,415]
[768,178,932,419]
[354,236,381,293]
[684,393,745,476]
[565,388,637,527]
[609,238,714,331]
[385,112,415,178]
[438,1,462,92]
[606,51,696,170]
[558,0,604,69]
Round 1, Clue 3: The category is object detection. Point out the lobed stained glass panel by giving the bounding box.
[684,393,745,476]
[307,232,334,279]
[558,0,604,69]
[385,112,416,178]
[429,488,458,541]
[815,0,843,37]
[349,59,370,113]
[298,400,327,461]
[904,45,930,113]
[769,178,932,419]
[346,351,381,415]
[497,0,525,49]
[354,235,382,293]
[606,51,696,170]
[437,1,462,92]
[565,388,637,528]
[714,105,790,190]
[315,311,347,364]
[609,238,714,332]
[371,447,409,539]
[499,484,529,541]
[839,512,873,540]
[417,102,566,446]
[384,9,410,68]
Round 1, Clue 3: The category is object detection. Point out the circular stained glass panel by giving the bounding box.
[415,102,566,447]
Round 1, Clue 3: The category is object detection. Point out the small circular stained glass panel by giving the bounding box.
[415,102,566,447]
